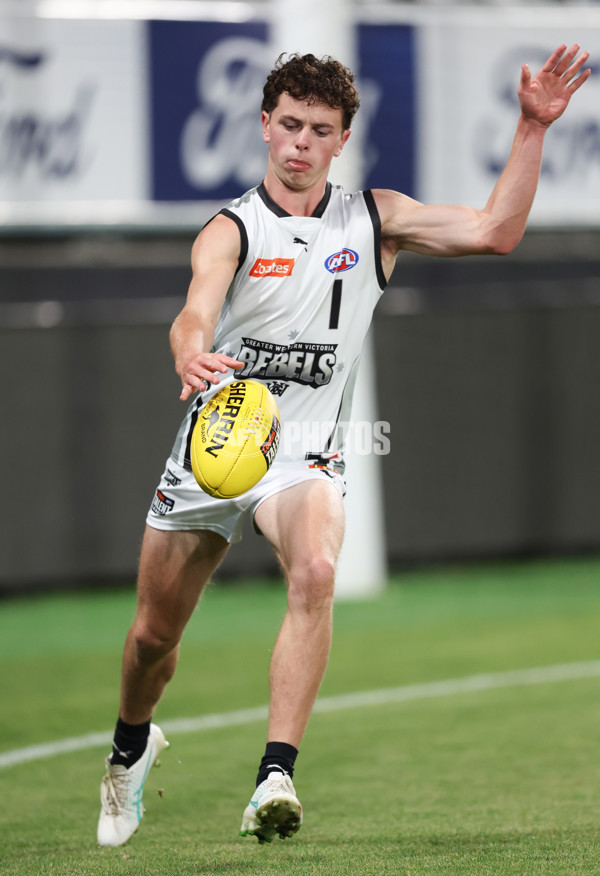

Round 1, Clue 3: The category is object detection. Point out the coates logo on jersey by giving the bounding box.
[250,258,295,278]
[324,248,359,274]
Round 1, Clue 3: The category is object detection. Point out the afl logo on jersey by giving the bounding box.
[324,248,359,273]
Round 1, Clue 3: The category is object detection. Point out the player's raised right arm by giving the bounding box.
[170,214,245,401]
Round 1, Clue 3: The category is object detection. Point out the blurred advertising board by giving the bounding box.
[417,12,600,226]
[0,18,148,209]
[0,6,598,228]
[149,19,415,202]
[0,9,416,227]
[149,20,271,202]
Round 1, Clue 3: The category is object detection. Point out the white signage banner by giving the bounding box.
[0,18,147,203]
[417,12,600,226]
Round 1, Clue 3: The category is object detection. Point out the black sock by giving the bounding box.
[256,741,298,787]
[110,717,151,768]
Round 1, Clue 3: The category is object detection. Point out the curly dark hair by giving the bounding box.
[262,53,360,130]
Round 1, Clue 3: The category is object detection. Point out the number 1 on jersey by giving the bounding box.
[328,279,343,330]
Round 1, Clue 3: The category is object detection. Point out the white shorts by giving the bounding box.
[146,455,346,543]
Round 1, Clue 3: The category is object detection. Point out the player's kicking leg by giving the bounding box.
[239,479,345,842]
[98,723,169,847]
[97,525,229,847]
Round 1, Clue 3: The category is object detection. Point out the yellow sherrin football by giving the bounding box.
[190,379,281,499]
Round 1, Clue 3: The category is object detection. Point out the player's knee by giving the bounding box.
[287,555,336,613]
[131,620,180,661]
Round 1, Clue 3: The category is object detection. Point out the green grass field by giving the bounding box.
[1,557,600,875]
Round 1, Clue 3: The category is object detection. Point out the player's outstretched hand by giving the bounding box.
[519,43,591,127]
[179,353,245,401]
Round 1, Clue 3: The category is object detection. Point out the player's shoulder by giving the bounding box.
[328,184,382,222]
[333,184,405,219]
[329,182,366,203]
[221,184,261,215]
[194,186,259,246]
[370,188,424,237]
[191,211,243,267]
[371,188,420,213]
[194,211,239,244]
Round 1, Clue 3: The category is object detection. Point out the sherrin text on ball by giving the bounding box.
[190,379,281,499]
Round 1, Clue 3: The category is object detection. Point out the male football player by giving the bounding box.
[97,45,590,846]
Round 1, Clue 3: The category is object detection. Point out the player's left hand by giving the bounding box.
[519,43,591,127]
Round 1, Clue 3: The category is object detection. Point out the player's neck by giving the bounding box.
[262,172,329,218]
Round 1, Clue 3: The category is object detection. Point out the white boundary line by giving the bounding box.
[3,660,600,770]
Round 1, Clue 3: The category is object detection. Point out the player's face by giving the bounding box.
[262,93,350,191]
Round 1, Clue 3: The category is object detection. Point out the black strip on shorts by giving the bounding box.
[324,393,345,451]
[183,394,203,469]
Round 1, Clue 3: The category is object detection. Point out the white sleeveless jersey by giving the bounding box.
[171,182,387,470]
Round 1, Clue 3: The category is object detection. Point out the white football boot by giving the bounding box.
[97,723,169,847]
[240,769,303,843]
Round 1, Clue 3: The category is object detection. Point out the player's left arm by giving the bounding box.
[375,44,591,260]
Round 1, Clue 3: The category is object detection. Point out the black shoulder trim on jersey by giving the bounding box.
[201,213,217,231]
[219,209,249,275]
[257,181,332,218]
[363,189,388,291]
